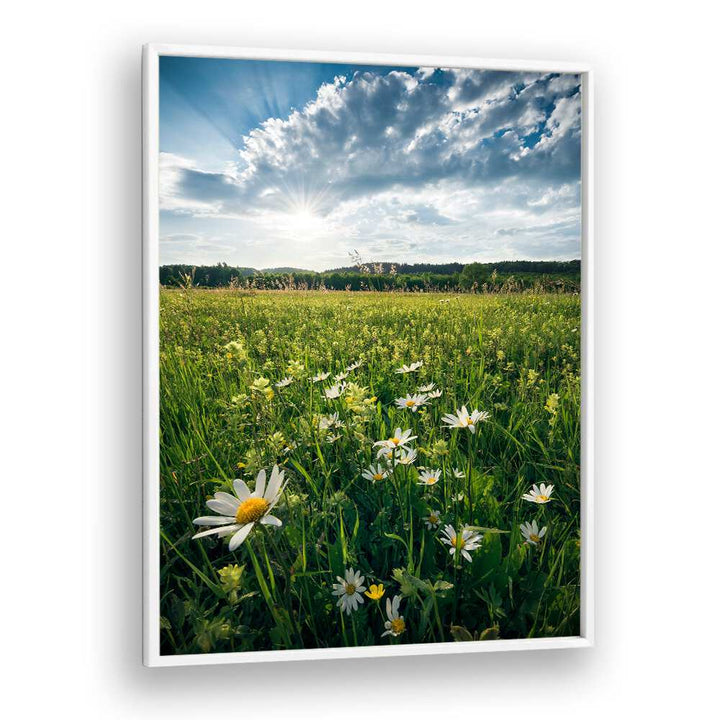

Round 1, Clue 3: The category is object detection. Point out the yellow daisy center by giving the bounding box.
[451,535,465,549]
[390,437,401,445]
[390,618,406,634]
[345,583,356,595]
[529,533,541,543]
[536,495,549,503]
[426,476,438,484]
[235,497,269,524]
[428,514,438,524]
[406,400,415,407]
[466,418,474,425]
[373,473,384,481]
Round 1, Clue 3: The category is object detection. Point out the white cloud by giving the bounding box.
[160,67,582,268]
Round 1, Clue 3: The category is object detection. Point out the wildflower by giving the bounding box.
[424,510,441,529]
[318,412,344,431]
[312,371,330,383]
[440,524,483,563]
[346,359,364,372]
[275,376,293,388]
[286,359,305,377]
[192,466,286,551]
[453,468,465,479]
[343,382,374,415]
[519,520,547,545]
[545,393,560,415]
[393,447,417,465]
[427,389,443,399]
[324,382,346,399]
[224,339,248,362]
[250,377,275,401]
[429,439,449,458]
[522,483,554,504]
[417,382,436,392]
[395,361,423,374]
[332,568,366,615]
[382,596,406,637]
[441,405,490,433]
[394,393,429,412]
[362,463,390,483]
[365,583,385,600]
[217,564,244,593]
[334,371,349,382]
[374,428,417,456]
[418,468,442,487]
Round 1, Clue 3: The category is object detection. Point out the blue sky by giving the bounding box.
[159,56,581,270]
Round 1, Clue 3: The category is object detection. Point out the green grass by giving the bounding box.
[159,288,581,654]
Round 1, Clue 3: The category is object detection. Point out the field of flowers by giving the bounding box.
[158,288,581,654]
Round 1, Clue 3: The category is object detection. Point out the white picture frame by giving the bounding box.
[143,42,594,667]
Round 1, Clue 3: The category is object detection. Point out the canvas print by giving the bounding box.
[156,54,583,657]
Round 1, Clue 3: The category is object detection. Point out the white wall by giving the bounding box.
[4,1,718,717]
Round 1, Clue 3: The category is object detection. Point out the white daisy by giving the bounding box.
[374,427,417,456]
[345,359,364,372]
[427,389,443,399]
[393,447,418,465]
[394,361,423,374]
[441,405,490,434]
[318,412,344,431]
[521,483,554,504]
[440,524,483,563]
[192,466,286,551]
[332,568,367,615]
[312,371,330,383]
[362,463,390,483]
[417,382,436,393]
[334,371,349,382]
[418,468,442,487]
[394,393,429,412]
[381,595,406,637]
[275,376,293,388]
[453,468,466,479]
[519,520,548,545]
[424,509,441,529]
[324,382,346,399]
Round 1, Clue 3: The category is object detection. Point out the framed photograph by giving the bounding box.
[143,43,594,667]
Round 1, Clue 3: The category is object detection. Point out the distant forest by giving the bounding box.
[159,259,581,293]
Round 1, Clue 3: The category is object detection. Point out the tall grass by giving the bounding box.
[159,289,581,654]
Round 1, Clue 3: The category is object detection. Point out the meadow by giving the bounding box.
[158,288,581,654]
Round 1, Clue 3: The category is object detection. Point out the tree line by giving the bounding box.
[159,259,581,293]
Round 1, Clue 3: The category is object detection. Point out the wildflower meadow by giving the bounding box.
[158,288,581,655]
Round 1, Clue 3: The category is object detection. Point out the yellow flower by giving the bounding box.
[365,583,385,600]
[236,461,246,469]
[218,564,244,593]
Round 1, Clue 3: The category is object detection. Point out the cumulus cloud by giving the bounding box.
[160,66,582,267]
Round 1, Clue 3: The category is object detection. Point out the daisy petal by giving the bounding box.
[260,514,282,527]
[206,498,238,515]
[192,515,236,526]
[265,465,284,502]
[228,522,254,551]
[193,524,240,539]
[233,479,251,501]
[254,469,266,498]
